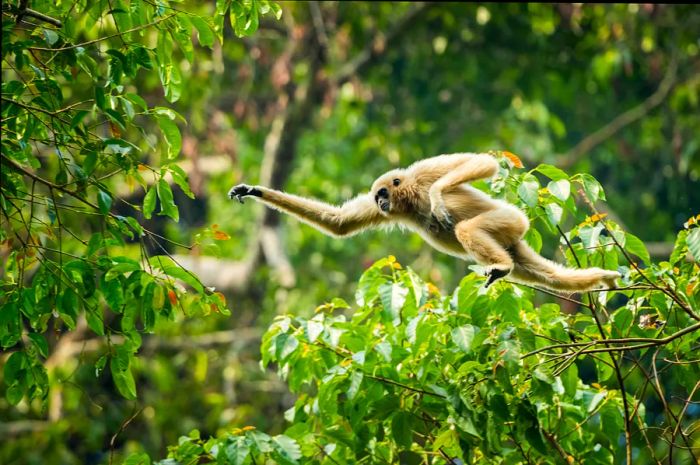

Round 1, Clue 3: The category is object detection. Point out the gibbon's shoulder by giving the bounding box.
[406,152,484,171]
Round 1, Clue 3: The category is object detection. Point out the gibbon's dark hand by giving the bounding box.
[228,184,262,204]
[485,267,510,288]
[431,206,455,230]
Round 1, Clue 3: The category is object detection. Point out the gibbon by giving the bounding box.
[229,153,620,293]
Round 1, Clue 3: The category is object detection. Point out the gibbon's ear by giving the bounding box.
[393,178,401,186]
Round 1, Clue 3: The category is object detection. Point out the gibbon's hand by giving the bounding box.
[428,186,454,229]
[228,184,262,204]
[429,199,454,229]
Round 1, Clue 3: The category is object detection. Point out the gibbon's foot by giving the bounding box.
[485,267,510,288]
[431,206,454,230]
[228,184,262,204]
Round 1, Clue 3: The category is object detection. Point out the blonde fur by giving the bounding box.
[229,153,620,293]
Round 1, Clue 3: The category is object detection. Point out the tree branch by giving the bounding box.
[562,56,679,168]
[332,2,430,87]
[522,321,700,359]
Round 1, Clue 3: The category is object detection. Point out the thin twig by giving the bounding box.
[522,322,700,358]
[29,14,175,52]
[562,56,679,167]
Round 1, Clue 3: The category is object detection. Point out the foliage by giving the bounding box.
[1,0,280,405]
[140,160,699,464]
[2,3,699,465]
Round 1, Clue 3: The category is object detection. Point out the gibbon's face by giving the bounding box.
[371,171,404,215]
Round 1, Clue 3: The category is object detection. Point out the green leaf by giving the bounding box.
[110,356,136,399]
[105,108,127,130]
[612,307,633,336]
[77,51,99,80]
[687,228,700,262]
[392,411,413,449]
[83,151,98,176]
[27,333,48,358]
[624,232,650,265]
[4,351,27,384]
[547,179,570,201]
[43,29,59,46]
[535,164,569,181]
[495,292,519,323]
[102,277,125,310]
[271,435,301,465]
[105,262,140,281]
[451,324,478,353]
[123,452,151,465]
[560,363,578,397]
[669,229,689,264]
[157,116,182,160]
[275,333,299,362]
[142,187,156,219]
[97,189,112,214]
[587,391,606,413]
[448,405,481,438]
[6,382,24,405]
[153,106,186,123]
[162,61,182,103]
[58,289,79,329]
[191,16,215,47]
[524,426,548,455]
[148,256,203,292]
[518,174,539,207]
[224,437,250,465]
[169,164,194,198]
[544,203,563,225]
[306,318,324,343]
[125,92,148,111]
[347,370,363,400]
[157,180,179,221]
[379,282,408,325]
[576,173,606,201]
[86,307,105,336]
[94,86,106,109]
[269,2,283,20]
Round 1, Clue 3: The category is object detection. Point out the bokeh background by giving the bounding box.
[2,2,699,464]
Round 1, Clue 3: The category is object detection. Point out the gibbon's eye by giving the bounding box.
[377,187,389,197]
[393,178,401,186]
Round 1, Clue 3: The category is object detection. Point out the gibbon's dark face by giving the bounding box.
[371,171,404,215]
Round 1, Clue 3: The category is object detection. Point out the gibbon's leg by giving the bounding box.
[454,207,528,287]
[228,184,387,237]
[428,154,499,227]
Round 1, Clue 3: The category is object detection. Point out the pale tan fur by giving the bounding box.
[229,153,620,293]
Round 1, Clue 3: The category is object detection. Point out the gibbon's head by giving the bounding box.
[370,170,406,216]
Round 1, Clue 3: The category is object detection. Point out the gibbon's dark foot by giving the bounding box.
[485,267,510,288]
[228,184,262,204]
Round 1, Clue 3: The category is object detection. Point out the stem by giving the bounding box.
[28,14,175,52]
[554,222,633,464]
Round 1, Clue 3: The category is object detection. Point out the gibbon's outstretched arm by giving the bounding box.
[230,153,620,293]
[228,184,387,237]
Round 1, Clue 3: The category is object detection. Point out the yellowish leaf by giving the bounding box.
[503,150,524,168]
[213,230,230,241]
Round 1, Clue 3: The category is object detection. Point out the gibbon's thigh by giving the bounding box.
[454,207,528,268]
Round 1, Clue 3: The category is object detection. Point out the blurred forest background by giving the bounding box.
[1,2,699,464]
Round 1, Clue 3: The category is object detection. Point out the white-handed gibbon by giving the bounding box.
[229,153,620,293]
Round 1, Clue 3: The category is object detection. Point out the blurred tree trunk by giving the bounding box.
[183,2,430,292]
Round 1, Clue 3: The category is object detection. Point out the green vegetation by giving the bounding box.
[1,2,699,464]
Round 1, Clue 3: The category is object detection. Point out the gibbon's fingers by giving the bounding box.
[485,268,510,288]
[431,205,454,229]
[228,184,262,203]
